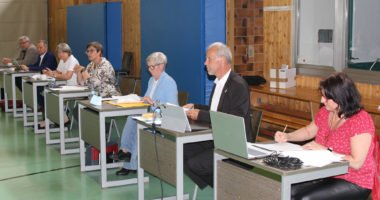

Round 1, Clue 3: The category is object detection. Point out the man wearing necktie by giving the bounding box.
[183,42,252,189]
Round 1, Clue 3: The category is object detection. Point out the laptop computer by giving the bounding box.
[210,111,272,159]
[161,104,210,133]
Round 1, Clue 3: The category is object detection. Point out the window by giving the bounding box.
[296,0,334,67]
[295,0,380,83]
[347,0,380,72]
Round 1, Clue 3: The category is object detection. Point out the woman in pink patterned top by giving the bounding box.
[275,73,375,200]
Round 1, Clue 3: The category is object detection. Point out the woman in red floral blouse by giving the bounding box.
[275,72,375,200]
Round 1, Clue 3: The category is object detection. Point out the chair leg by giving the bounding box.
[192,185,199,200]
[107,119,120,142]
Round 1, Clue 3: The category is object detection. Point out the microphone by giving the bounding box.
[151,101,164,136]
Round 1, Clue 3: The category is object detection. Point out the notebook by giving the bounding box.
[210,111,272,159]
[161,104,210,133]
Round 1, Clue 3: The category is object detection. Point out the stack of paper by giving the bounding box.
[112,94,142,103]
[249,143,344,167]
[281,150,343,167]
[50,85,88,91]
[106,101,149,108]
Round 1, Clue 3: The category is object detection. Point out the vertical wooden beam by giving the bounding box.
[226,0,234,70]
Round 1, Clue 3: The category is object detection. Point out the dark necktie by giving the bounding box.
[20,50,26,60]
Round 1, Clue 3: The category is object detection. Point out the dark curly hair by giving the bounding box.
[319,72,363,118]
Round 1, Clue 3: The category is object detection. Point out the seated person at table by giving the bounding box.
[43,43,78,85]
[275,73,375,200]
[2,35,39,66]
[39,43,79,128]
[112,52,178,176]
[19,39,58,112]
[74,41,120,97]
[2,36,39,91]
[20,40,57,72]
[183,42,252,189]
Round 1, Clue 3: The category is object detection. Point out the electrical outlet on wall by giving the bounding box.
[248,45,254,58]
[257,98,262,104]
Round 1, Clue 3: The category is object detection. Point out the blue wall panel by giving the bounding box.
[204,0,226,104]
[141,0,225,104]
[141,0,206,104]
[106,2,122,70]
[67,3,121,70]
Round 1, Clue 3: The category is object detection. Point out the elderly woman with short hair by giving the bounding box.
[112,52,178,176]
[39,43,79,128]
[43,43,79,86]
[74,41,120,97]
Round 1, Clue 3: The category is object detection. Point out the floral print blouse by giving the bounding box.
[85,57,121,97]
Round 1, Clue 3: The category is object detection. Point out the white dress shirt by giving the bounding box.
[39,52,46,67]
[210,69,231,111]
[149,80,158,98]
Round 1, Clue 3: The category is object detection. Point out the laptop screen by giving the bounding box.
[210,111,250,158]
[161,104,209,133]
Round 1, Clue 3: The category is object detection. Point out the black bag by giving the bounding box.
[243,76,266,86]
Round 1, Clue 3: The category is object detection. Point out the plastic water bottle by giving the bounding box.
[50,77,55,87]
[153,107,162,125]
[88,85,96,100]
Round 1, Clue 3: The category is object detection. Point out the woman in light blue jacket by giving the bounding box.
[113,52,178,176]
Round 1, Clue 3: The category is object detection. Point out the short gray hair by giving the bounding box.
[38,40,48,47]
[207,42,232,64]
[57,43,72,55]
[146,52,167,66]
[18,35,30,42]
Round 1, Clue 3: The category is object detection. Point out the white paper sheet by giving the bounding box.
[50,85,88,91]
[250,142,304,152]
[281,150,344,167]
[112,94,142,103]
[249,142,344,167]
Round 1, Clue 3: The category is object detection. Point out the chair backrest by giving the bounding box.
[119,77,136,95]
[120,51,134,74]
[134,79,141,96]
[178,91,189,106]
[250,108,263,143]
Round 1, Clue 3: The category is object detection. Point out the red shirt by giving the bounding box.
[314,107,375,189]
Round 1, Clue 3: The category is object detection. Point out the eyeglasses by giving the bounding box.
[146,63,161,70]
[85,49,97,54]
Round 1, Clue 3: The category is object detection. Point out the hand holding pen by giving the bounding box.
[274,124,288,143]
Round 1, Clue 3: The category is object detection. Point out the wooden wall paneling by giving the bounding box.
[370,113,380,136]
[263,9,291,80]
[124,0,141,77]
[295,75,321,89]
[357,82,380,98]
[264,0,292,7]
[296,74,380,99]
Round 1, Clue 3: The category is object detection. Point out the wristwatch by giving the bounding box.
[327,147,333,152]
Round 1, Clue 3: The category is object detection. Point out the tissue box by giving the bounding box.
[269,68,296,88]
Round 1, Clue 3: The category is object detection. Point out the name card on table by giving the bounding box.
[90,95,102,106]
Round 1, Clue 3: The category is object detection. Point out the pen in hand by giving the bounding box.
[282,124,288,133]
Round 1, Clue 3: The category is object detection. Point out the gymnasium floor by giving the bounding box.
[0,110,213,200]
